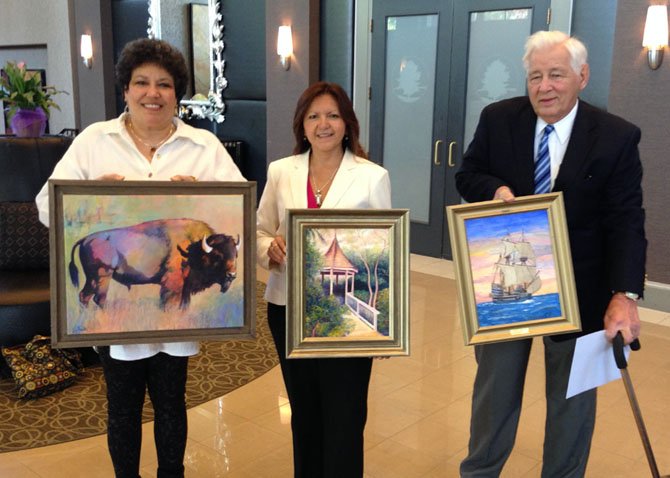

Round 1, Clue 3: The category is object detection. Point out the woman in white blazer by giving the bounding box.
[257,82,391,478]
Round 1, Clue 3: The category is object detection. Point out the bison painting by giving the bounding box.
[68,219,240,310]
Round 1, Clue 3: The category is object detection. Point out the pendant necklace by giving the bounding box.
[310,164,339,207]
[127,119,176,154]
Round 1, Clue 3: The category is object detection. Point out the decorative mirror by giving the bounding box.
[147,0,227,123]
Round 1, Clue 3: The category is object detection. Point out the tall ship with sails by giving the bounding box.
[490,232,541,302]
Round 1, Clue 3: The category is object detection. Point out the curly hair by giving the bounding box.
[292,82,367,158]
[115,38,189,100]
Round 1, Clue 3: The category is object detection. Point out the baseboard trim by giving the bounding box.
[643,281,670,313]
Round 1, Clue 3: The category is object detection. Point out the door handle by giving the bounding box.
[433,140,443,166]
[448,141,457,167]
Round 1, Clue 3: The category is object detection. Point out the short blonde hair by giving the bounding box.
[522,30,588,75]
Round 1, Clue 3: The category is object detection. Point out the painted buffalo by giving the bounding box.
[68,219,239,310]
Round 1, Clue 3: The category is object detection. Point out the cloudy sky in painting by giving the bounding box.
[464,210,557,304]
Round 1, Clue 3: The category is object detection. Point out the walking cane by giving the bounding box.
[613,332,669,478]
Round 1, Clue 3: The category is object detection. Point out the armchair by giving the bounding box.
[0,136,73,373]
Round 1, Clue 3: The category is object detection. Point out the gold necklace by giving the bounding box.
[310,164,340,207]
[127,119,175,153]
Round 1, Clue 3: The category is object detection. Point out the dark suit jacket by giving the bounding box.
[456,97,647,338]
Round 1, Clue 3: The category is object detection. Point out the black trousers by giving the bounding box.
[98,347,188,478]
[268,303,373,478]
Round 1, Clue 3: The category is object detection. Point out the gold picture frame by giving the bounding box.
[446,192,581,345]
[286,209,410,358]
[49,180,256,347]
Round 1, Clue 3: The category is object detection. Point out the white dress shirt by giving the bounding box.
[534,101,579,190]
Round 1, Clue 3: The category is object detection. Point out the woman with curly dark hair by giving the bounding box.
[36,38,244,478]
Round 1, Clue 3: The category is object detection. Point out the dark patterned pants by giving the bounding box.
[98,348,188,478]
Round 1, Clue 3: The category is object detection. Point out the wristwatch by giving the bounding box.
[616,291,640,301]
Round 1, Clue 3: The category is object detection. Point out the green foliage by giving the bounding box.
[303,232,350,337]
[346,251,390,294]
[376,288,390,335]
[304,230,324,280]
[0,61,66,120]
[304,283,350,337]
[353,289,370,303]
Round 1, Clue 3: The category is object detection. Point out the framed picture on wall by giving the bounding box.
[446,192,581,346]
[286,209,410,358]
[48,180,257,347]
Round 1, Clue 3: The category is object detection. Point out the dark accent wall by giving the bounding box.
[215,0,267,198]
[320,0,355,96]
[609,0,670,286]
[111,0,151,115]
[571,0,616,109]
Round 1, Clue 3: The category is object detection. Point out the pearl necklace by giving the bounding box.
[127,119,176,153]
[310,164,340,207]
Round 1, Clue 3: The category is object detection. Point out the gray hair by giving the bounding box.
[522,30,588,74]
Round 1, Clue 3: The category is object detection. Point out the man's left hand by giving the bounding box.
[603,293,641,345]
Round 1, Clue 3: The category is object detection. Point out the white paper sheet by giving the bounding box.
[566,330,630,399]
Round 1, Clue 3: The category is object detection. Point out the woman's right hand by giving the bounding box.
[95,174,125,181]
[268,235,287,265]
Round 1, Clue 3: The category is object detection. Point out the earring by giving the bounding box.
[124,104,129,114]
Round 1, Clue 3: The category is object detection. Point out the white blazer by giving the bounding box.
[257,149,392,305]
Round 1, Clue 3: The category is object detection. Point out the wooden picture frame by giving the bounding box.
[286,209,410,358]
[49,180,256,347]
[446,192,581,345]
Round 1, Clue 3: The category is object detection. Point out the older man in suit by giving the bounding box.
[456,31,646,477]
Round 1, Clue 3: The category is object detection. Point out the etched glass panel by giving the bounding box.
[383,15,438,223]
[463,9,532,147]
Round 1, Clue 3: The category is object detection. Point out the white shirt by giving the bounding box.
[534,101,579,189]
[36,114,246,360]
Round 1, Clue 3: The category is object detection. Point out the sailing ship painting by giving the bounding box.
[464,210,563,328]
[490,232,541,302]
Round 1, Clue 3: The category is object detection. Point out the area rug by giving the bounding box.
[0,281,277,453]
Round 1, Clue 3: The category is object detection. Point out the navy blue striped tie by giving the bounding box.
[534,124,554,194]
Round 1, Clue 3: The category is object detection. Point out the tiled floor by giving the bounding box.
[1,255,668,477]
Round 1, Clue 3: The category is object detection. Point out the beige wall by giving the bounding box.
[0,0,75,133]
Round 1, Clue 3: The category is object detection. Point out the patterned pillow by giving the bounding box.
[1,335,83,399]
[0,202,50,270]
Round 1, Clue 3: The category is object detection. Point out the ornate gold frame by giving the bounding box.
[286,209,410,358]
[446,192,581,345]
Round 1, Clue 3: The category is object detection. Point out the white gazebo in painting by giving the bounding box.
[319,234,381,331]
[319,235,357,297]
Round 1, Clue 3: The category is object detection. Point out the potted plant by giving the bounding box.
[0,61,65,137]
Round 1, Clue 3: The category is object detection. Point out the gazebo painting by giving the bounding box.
[303,227,390,340]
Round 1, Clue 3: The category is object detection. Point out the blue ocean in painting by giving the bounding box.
[476,293,562,327]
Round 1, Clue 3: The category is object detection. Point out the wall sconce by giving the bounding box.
[642,5,668,70]
[80,34,93,69]
[277,25,293,70]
